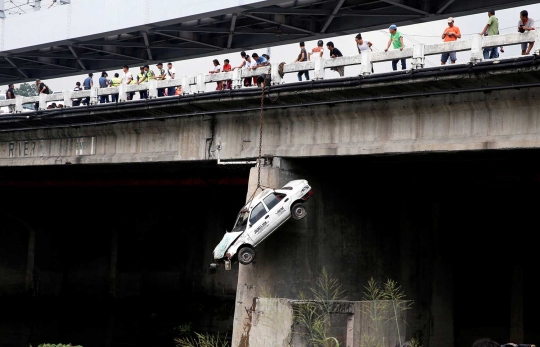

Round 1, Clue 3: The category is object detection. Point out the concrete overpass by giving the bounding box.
[1,55,540,346]
[1,0,540,84]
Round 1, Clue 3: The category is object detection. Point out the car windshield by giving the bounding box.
[231,209,249,232]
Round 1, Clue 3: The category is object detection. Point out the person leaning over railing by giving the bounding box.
[518,10,535,55]
[82,73,93,105]
[355,33,374,73]
[294,42,310,81]
[110,73,122,103]
[480,9,499,59]
[72,82,82,106]
[326,41,344,77]
[384,24,406,71]
[441,17,461,65]
[137,66,148,99]
[155,63,166,97]
[98,71,109,104]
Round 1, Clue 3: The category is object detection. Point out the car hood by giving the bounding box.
[213,231,243,259]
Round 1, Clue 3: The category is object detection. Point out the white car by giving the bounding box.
[212,179,313,269]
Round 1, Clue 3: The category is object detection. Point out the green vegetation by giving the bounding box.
[359,277,413,347]
[14,82,37,97]
[175,332,230,347]
[294,268,345,347]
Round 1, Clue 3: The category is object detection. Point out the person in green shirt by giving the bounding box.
[384,24,406,71]
[480,9,500,59]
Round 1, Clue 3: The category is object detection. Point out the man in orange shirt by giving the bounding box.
[441,17,461,65]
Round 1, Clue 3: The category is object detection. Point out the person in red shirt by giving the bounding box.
[441,17,462,65]
[223,59,232,90]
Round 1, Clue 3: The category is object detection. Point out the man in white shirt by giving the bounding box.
[122,65,134,100]
[518,10,536,55]
[166,62,176,96]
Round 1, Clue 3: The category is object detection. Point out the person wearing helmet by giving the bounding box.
[308,40,324,60]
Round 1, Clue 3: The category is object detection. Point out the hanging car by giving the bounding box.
[211,179,313,269]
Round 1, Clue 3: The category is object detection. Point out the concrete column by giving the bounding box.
[63,90,73,107]
[109,229,118,298]
[510,264,524,342]
[231,162,285,347]
[33,0,41,11]
[38,93,47,110]
[25,226,36,292]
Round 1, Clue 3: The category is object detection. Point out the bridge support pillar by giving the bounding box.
[313,56,325,80]
[534,30,540,55]
[270,63,282,85]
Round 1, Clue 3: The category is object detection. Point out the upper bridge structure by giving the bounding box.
[0,0,539,84]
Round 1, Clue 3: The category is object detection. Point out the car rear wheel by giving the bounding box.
[292,203,307,220]
[238,247,256,265]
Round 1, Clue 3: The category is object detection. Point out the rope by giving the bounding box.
[256,64,270,189]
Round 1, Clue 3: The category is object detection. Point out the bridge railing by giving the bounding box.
[2,31,540,113]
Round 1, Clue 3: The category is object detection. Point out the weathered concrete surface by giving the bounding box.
[2,62,540,166]
[232,159,453,347]
[3,86,540,167]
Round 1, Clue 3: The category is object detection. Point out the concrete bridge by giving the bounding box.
[1,56,540,347]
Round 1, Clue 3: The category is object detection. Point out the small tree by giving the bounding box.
[15,82,38,97]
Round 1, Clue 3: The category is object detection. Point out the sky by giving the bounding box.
[3,2,540,94]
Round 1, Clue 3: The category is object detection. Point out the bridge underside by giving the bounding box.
[0,0,539,84]
[0,151,539,347]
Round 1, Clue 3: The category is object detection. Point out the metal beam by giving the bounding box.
[152,31,222,49]
[68,45,87,70]
[338,9,423,17]
[242,14,314,34]
[11,56,79,70]
[245,8,331,15]
[4,56,29,78]
[142,31,153,60]
[227,13,237,49]
[154,26,304,35]
[320,0,346,34]
[76,45,147,61]
[379,0,430,15]
[437,0,457,14]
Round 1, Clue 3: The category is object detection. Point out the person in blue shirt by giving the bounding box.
[82,73,93,105]
[98,71,109,104]
[251,53,268,68]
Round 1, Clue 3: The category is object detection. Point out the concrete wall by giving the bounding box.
[232,159,454,347]
[2,87,540,167]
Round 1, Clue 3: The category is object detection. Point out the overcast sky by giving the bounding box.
[5,2,540,94]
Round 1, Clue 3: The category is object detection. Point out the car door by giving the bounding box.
[262,192,289,233]
[247,201,270,246]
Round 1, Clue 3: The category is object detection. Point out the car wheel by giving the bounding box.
[238,247,256,265]
[291,203,307,220]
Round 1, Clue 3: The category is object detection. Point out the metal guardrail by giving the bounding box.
[1,31,539,113]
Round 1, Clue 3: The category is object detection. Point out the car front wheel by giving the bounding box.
[291,203,307,220]
[238,247,256,265]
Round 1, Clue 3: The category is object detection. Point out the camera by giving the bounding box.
[519,25,525,33]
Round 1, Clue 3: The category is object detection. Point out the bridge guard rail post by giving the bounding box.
[118,84,128,102]
[15,97,23,113]
[471,35,484,63]
[271,63,282,85]
[181,76,191,94]
[196,73,205,93]
[148,80,158,99]
[360,51,373,75]
[90,87,99,105]
[412,43,425,70]
[232,69,242,89]
[314,56,325,80]
[534,30,540,55]
[63,90,73,107]
[38,94,47,110]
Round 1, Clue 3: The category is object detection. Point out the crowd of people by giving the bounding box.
[2,8,537,112]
